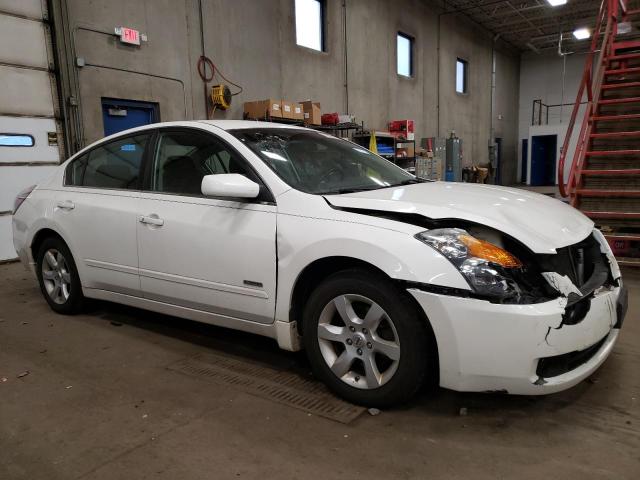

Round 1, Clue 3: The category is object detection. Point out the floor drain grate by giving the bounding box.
[167,352,365,423]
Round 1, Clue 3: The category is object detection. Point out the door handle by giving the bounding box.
[139,215,164,226]
[57,200,75,210]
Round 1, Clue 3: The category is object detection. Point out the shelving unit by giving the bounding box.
[242,113,363,139]
[242,112,305,126]
[308,122,363,138]
[351,131,416,170]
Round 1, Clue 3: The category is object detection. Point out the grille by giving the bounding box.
[536,335,608,378]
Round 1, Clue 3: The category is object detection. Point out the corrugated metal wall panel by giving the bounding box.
[0,0,44,20]
[0,2,61,261]
[0,66,55,117]
[0,15,48,68]
[0,217,17,260]
[0,116,59,163]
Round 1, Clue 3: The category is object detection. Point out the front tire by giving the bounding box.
[302,269,431,408]
[36,237,84,314]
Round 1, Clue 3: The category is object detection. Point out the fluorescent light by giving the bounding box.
[573,28,591,40]
[546,0,567,6]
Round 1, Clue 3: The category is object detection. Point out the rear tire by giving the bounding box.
[302,269,431,408]
[35,237,84,314]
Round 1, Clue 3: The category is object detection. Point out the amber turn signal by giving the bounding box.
[458,234,523,268]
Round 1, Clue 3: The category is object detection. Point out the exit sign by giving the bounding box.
[114,27,146,46]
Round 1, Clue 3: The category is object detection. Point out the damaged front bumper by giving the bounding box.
[408,282,626,395]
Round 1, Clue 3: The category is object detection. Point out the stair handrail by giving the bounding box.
[558,0,617,198]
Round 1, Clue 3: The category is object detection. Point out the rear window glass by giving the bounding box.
[64,134,149,189]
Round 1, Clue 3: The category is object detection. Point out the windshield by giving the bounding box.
[230,128,419,194]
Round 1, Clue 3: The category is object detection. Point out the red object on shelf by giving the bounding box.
[388,120,414,133]
[388,120,414,140]
[321,113,339,125]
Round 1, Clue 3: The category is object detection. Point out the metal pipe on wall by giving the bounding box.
[342,0,349,114]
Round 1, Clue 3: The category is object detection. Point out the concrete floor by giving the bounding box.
[1,261,638,480]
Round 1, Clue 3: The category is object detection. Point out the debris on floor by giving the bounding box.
[368,408,381,416]
[110,321,123,327]
[459,407,468,416]
[17,371,30,378]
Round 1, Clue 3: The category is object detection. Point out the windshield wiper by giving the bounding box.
[318,186,382,195]
[392,178,429,186]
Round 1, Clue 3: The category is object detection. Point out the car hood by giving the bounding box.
[324,182,594,253]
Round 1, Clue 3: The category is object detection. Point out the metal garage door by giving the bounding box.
[0,0,62,261]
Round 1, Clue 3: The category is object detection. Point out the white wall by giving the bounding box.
[518,51,589,184]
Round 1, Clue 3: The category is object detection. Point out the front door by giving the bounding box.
[136,128,277,324]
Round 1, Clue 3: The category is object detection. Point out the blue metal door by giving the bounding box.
[530,135,557,186]
[521,139,528,183]
[102,98,159,136]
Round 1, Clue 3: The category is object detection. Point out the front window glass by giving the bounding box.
[151,130,252,195]
[231,128,416,194]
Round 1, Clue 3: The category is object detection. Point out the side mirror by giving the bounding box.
[201,174,260,199]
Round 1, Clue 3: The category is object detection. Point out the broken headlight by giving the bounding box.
[416,228,525,301]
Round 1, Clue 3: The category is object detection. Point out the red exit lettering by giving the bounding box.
[119,27,140,45]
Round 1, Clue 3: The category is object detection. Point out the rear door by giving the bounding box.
[56,132,151,296]
[0,1,63,260]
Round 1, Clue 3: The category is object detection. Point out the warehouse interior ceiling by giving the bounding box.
[440,0,635,53]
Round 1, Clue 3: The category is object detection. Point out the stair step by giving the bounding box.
[581,168,640,175]
[585,151,640,157]
[590,130,640,138]
[582,174,640,188]
[583,211,640,219]
[609,52,640,61]
[605,234,640,241]
[577,189,640,197]
[598,96,640,105]
[615,257,640,266]
[605,66,640,76]
[602,81,640,90]
[591,113,640,121]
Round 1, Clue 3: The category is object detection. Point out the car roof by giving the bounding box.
[197,120,308,131]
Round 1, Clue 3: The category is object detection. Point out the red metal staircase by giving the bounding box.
[559,0,640,266]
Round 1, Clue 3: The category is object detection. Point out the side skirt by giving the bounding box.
[83,287,279,340]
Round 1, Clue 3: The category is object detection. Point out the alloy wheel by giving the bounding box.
[41,249,71,305]
[317,294,400,389]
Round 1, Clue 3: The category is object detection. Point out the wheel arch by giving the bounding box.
[31,227,68,260]
[289,256,438,368]
[289,256,388,329]
[290,255,440,388]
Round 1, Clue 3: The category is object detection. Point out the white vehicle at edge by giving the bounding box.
[12,120,627,407]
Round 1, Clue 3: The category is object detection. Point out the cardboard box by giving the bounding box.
[281,100,304,120]
[299,101,322,125]
[244,99,282,119]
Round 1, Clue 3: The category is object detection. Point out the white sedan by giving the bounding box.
[12,121,627,407]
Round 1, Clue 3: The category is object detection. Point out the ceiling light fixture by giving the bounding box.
[546,0,567,6]
[573,28,591,40]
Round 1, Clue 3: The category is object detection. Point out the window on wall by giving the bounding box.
[0,133,34,147]
[295,0,324,51]
[397,33,413,77]
[456,58,468,94]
